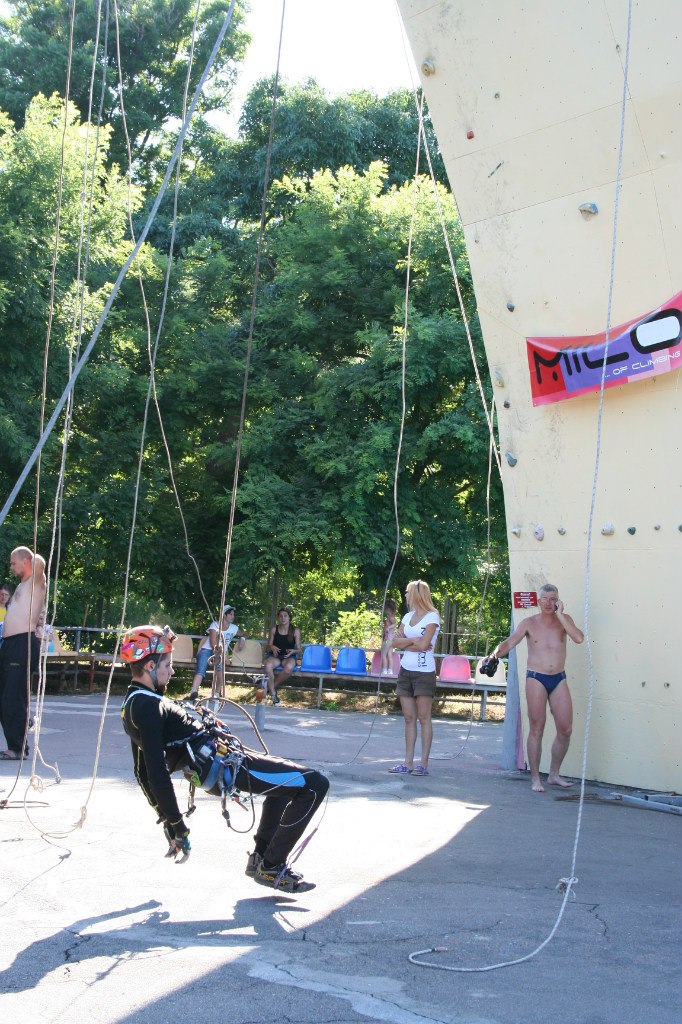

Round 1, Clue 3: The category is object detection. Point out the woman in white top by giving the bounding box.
[189,605,245,699]
[389,580,441,776]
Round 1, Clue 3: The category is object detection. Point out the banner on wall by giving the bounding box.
[526,290,682,406]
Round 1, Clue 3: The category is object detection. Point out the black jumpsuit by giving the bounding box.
[121,685,328,866]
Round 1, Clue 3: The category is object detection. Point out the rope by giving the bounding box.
[72,0,219,823]
[31,0,110,793]
[383,65,505,757]
[145,0,214,623]
[11,0,238,839]
[215,0,288,675]
[409,0,634,972]
[0,0,238,530]
[48,0,110,634]
[316,92,425,768]
[1,0,81,806]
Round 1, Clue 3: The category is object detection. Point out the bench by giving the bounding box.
[39,648,125,692]
[434,679,507,719]
[276,647,507,719]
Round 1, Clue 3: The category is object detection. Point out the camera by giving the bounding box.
[479,655,499,678]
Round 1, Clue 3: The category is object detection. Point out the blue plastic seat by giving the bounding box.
[298,644,333,672]
[334,647,367,676]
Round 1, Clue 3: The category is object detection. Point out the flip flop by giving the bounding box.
[410,765,429,776]
[0,750,21,760]
[388,763,411,774]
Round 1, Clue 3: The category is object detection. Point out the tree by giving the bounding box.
[0,0,249,171]
[0,61,508,641]
[226,164,506,623]
[219,79,448,222]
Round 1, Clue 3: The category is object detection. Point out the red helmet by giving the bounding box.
[120,625,176,664]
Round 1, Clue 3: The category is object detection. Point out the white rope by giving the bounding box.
[215,0,288,659]
[14,0,238,838]
[75,0,217,817]
[145,0,214,622]
[409,0,634,972]
[49,0,110,606]
[1,0,81,807]
[318,92,426,768]
[0,0,238,530]
[31,0,110,789]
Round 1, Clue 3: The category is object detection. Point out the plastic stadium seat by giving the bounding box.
[298,644,333,672]
[172,634,195,665]
[230,638,264,670]
[334,647,368,676]
[369,651,401,677]
[475,657,506,685]
[438,654,473,682]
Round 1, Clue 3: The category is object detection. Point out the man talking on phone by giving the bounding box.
[490,584,584,792]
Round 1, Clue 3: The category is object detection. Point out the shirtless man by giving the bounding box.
[492,584,584,792]
[0,547,46,760]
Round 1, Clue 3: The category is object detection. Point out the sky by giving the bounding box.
[221,0,418,133]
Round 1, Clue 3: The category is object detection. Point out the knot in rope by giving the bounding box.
[30,774,44,793]
[556,876,578,898]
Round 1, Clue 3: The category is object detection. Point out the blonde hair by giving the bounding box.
[405,579,437,615]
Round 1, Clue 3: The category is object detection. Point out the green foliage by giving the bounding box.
[0,8,510,645]
[227,79,448,221]
[0,0,249,170]
[326,605,381,651]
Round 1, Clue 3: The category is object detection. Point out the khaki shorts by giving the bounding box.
[395,668,437,698]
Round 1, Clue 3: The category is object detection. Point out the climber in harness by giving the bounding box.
[120,624,328,893]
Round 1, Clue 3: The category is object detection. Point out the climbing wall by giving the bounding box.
[396,0,681,790]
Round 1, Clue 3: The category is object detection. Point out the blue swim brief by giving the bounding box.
[526,669,566,695]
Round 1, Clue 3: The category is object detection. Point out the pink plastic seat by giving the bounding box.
[369,651,401,677]
[438,654,472,682]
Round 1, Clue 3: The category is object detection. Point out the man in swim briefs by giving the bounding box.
[491,584,584,792]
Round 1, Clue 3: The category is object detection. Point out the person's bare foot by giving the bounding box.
[547,775,573,788]
[531,776,545,792]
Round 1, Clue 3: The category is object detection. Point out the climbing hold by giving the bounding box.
[494,92,500,99]
[505,452,517,467]
[579,202,599,219]
[601,523,615,536]
[511,526,521,537]
[421,58,435,76]
[533,524,545,541]
[557,526,566,535]
[503,399,511,409]
[654,524,661,530]
[678,525,682,532]
[466,130,475,140]
[506,301,515,312]
[627,526,636,535]
[493,367,505,387]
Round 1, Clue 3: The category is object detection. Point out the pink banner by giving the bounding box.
[527,291,682,406]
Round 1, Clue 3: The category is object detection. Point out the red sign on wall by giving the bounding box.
[514,591,538,608]
[526,290,682,406]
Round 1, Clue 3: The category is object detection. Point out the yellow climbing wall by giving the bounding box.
[396,0,681,790]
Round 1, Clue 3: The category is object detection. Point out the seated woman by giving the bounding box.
[189,605,245,700]
[264,607,301,705]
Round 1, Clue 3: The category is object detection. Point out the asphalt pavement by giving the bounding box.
[0,695,679,1024]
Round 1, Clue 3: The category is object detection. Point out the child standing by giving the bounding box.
[381,599,397,675]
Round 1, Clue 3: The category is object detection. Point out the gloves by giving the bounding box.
[479,655,499,678]
[162,818,191,862]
